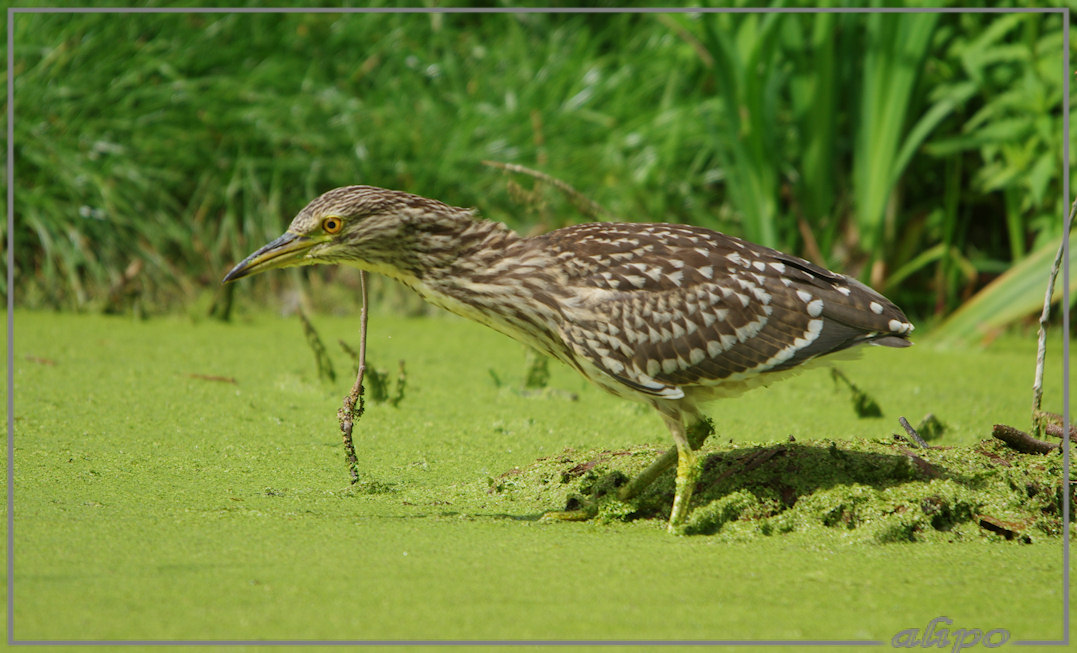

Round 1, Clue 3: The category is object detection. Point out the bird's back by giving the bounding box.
[526,222,913,401]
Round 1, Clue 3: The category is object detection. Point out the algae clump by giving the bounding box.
[481,436,1071,543]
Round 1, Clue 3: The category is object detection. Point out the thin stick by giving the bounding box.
[992,423,1058,455]
[898,416,929,449]
[336,270,369,484]
[1037,411,1077,443]
[481,160,611,220]
[1045,421,1077,443]
[299,309,336,383]
[1032,195,1077,437]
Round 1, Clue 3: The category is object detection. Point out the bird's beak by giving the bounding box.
[222,232,315,283]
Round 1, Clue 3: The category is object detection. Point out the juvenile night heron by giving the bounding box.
[224,185,913,532]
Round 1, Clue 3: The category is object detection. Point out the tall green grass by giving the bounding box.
[629,7,1072,338]
[8,8,1073,337]
[695,10,787,248]
[11,11,720,310]
[852,11,941,272]
[918,10,1075,331]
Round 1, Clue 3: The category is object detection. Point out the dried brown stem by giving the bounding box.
[336,271,369,484]
[481,160,610,220]
[1045,422,1077,442]
[1036,411,1077,442]
[992,423,1058,455]
[299,309,336,383]
[1031,195,1077,437]
[185,373,237,384]
[897,416,929,449]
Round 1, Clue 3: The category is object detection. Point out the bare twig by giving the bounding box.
[900,451,943,479]
[1031,195,1077,437]
[795,216,828,268]
[106,258,144,315]
[992,423,1058,455]
[336,271,369,484]
[897,416,929,449]
[977,514,1030,541]
[1035,411,1077,443]
[1045,422,1077,442]
[299,309,335,383]
[481,160,611,220]
[184,373,237,385]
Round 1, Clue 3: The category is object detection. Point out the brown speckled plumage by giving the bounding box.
[225,185,913,531]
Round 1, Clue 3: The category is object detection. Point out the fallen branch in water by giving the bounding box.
[1034,411,1077,443]
[992,423,1058,455]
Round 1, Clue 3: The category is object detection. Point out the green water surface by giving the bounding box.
[6,311,1072,646]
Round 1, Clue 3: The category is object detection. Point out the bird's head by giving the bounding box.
[223,185,475,284]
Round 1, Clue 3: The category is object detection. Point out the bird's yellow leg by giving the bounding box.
[618,412,712,503]
[542,468,627,521]
[545,411,712,527]
[668,445,699,533]
[617,447,677,502]
[664,413,704,534]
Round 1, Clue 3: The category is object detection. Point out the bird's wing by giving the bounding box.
[543,223,913,394]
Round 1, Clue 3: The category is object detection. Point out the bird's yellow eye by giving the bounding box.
[322,217,343,234]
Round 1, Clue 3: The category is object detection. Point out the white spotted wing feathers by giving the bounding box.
[532,223,913,399]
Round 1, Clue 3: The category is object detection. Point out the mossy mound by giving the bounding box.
[485,437,1070,542]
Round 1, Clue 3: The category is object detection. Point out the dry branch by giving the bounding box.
[992,423,1058,455]
[897,416,929,449]
[481,160,611,220]
[1031,195,1077,437]
[336,270,369,484]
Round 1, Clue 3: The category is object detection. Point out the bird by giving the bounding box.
[223,185,914,533]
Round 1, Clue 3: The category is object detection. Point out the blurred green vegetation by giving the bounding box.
[8,6,1075,336]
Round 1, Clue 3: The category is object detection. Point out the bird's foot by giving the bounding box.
[541,492,598,522]
[541,471,638,523]
[542,498,638,523]
[666,519,688,536]
[541,509,595,522]
[666,447,700,533]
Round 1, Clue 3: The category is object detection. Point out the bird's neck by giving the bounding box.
[391,216,526,282]
[388,218,568,359]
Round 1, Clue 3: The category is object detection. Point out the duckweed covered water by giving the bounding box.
[7,310,1071,643]
[482,437,1069,543]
